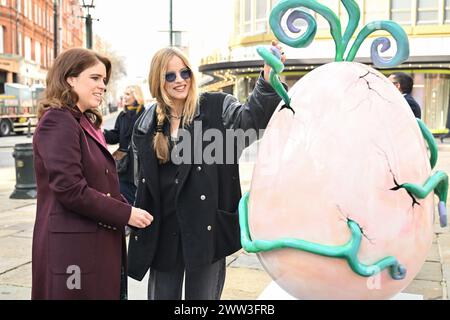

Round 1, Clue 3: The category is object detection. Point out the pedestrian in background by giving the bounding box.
[389,72,422,119]
[104,85,145,205]
[127,46,286,300]
[32,48,152,300]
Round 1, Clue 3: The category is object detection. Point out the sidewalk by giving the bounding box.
[0,141,449,300]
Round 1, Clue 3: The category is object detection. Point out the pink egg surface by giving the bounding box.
[248,62,434,299]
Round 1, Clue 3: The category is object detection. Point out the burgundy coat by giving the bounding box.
[31,107,131,300]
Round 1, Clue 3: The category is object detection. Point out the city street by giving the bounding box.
[0,112,118,168]
[0,110,449,300]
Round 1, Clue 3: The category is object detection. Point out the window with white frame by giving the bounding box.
[18,32,22,56]
[417,0,439,24]
[24,0,28,17]
[35,41,41,65]
[255,0,267,32]
[0,26,4,54]
[445,0,450,23]
[364,0,388,23]
[391,0,412,25]
[48,46,52,66]
[24,36,31,61]
[240,0,269,35]
[243,0,252,33]
[17,0,21,13]
[1,0,7,7]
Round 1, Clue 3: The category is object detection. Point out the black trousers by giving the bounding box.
[147,257,226,300]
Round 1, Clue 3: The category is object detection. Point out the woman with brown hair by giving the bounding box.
[128,46,286,300]
[32,48,153,300]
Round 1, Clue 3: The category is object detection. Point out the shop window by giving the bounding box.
[390,0,412,25]
[24,36,31,61]
[417,0,439,24]
[240,0,270,35]
[445,0,450,23]
[255,0,267,32]
[423,74,450,130]
[364,0,388,23]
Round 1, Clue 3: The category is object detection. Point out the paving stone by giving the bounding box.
[434,222,450,235]
[0,201,36,214]
[222,267,272,300]
[414,261,442,282]
[11,229,33,239]
[0,263,31,288]
[0,208,36,232]
[0,285,31,300]
[403,280,442,300]
[442,265,450,299]
[127,272,148,300]
[229,252,264,270]
[226,255,238,267]
[439,233,450,264]
[0,230,21,238]
[426,243,441,262]
[0,236,32,274]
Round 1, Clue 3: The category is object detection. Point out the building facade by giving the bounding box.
[199,0,450,133]
[0,0,84,92]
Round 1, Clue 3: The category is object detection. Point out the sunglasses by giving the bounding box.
[165,68,192,83]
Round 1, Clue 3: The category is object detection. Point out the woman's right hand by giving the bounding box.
[128,207,153,228]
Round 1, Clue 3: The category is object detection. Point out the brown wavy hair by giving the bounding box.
[148,47,198,163]
[38,48,111,128]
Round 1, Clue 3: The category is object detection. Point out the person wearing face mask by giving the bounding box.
[31,48,153,300]
[104,85,145,205]
[127,46,287,300]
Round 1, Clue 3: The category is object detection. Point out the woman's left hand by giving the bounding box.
[264,40,286,82]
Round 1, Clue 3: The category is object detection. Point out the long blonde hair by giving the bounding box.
[126,85,144,105]
[38,48,111,128]
[125,85,145,113]
[148,47,198,163]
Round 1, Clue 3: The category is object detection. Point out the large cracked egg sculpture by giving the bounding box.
[239,0,448,300]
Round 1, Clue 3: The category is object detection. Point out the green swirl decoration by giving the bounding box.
[239,192,407,280]
[407,119,448,227]
[269,0,410,68]
[257,46,291,107]
[417,119,438,169]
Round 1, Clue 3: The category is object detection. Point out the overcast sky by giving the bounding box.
[92,0,234,85]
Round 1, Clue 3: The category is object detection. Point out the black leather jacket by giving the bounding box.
[127,73,286,280]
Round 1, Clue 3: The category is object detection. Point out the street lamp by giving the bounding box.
[53,0,59,58]
[81,0,96,49]
[169,0,173,46]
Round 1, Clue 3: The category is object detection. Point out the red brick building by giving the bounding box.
[0,0,84,92]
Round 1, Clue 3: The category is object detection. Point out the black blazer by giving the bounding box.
[104,107,144,183]
[404,94,421,119]
[127,74,284,280]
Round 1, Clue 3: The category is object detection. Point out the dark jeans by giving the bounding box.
[147,258,226,300]
[120,180,137,205]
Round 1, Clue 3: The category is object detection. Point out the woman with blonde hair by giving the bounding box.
[104,84,145,205]
[128,46,286,300]
[32,48,152,300]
